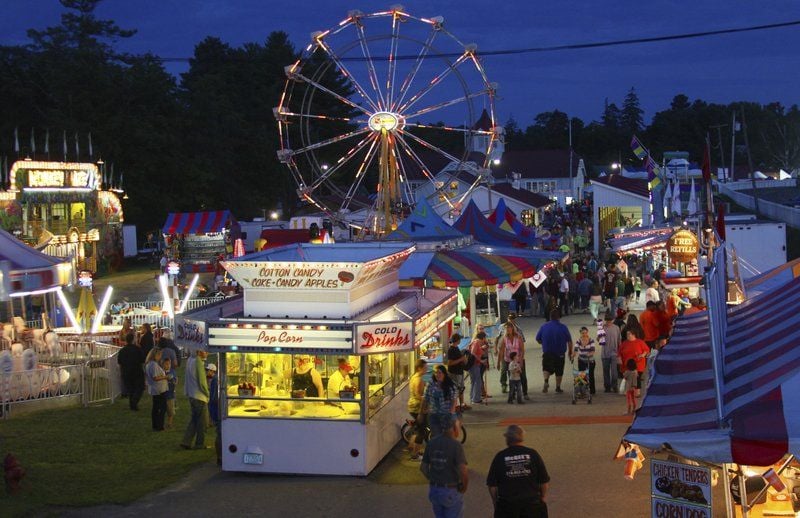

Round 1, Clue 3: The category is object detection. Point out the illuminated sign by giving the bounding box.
[167,261,180,276]
[77,270,93,288]
[29,170,65,187]
[666,229,699,264]
[175,318,206,349]
[208,325,351,350]
[71,170,90,187]
[355,321,414,354]
[651,459,711,516]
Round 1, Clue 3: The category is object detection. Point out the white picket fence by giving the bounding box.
[109,295,226,329]
[0,342,122,418]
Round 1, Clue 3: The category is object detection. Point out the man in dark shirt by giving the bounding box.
[487,425,550,518]
[446,333,468,410]
[535,309,572,393]
[117,332,145,411]
[421,423,469,517]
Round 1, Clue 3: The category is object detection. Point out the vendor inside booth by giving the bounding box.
[180,242,456,475]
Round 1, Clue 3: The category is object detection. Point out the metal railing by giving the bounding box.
[717,180,800,229]
[110,295,226,329]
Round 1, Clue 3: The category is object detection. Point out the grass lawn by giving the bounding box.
[0,364,214,516]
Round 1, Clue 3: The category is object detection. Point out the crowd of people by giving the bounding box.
[116,319,220,460]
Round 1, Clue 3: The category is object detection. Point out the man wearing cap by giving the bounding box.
[421,422,469,517]
[487,425,550,517]
[327,357,353,397]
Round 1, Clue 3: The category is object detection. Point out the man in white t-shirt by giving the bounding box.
[645,281,660,304]
[327,357,353,397]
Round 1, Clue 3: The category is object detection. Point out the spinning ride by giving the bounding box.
[277,6,499,235]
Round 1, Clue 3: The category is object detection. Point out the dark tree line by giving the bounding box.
[505,87,800,176]
[2,1,799,236]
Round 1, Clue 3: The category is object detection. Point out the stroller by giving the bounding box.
[571,358,593,404]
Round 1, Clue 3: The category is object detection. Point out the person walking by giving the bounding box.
[486,425,550,518]
[181,349,210,450]
[407,359,428,461]
[507,352,523,404]
[422,364,459,438]
[144,348,169,431]
[138,323,155,359]
[644,280,660,305]
[600,311,621,393]
[498,323,524,397]
[558,274,570,315]
[618,329,649,399]
[446,334,468,410]
[162,356,177,429]
[574,327,596,395]
[421,421,469,518]
[117,332,144,411]
[468,332,487,405]
[536,309,572,394]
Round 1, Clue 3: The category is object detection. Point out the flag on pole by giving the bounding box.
[63,130,68,160]
[630,136,646,159]
[13,128,19,153]
[530,266,550,288]
[30,128,36,154]
[74,132,79,159]
[88,132,93,158]
[44,128,50,155]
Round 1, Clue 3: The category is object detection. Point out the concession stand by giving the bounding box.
[182,242,456,475]
[161,210,240,274]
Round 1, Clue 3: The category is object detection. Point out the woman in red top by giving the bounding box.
[618,329,649,396]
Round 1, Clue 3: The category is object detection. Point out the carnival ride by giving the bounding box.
[276,6,499,235]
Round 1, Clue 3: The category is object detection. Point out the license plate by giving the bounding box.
[243,453,263,465]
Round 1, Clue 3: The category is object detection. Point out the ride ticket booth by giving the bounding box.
[184,243,456,475]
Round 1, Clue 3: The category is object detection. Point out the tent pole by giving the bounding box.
[469,287,476,337]
[739,466,749,518]
[722,463,734,518]
[494,284,501,325]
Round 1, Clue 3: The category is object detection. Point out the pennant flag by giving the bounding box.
[44,128,50,155]
[630,136,646,159]
[30,128,36,154]
[716,202,726,241]
[62,130,68,160]
[74,132,79,159]
[530,267,550,288]
[88,132,93,158]
[13,128,19,153]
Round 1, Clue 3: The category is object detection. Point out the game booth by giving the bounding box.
[161,210,240,274]
[178,242,457,475]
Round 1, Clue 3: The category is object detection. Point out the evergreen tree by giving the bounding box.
[621,87,644,136]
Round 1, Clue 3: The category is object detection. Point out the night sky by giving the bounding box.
[3,0,799,125]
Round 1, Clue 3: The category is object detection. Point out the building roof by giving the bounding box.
[490,183,553,208]
[402,149,485,182]
[591,174,650,199]
[493,149,582,180]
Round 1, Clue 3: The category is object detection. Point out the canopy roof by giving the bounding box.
[608,233,670,253]
[162,210,239,235]
[460,244,566,268]
[399,249,541,288]
[385,198,466,241]
[452,200,526,248]
[625,273,800,465]
[486,198,538,245]
[744,257,800,299]
[0,228,69,293]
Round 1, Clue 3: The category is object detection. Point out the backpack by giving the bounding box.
[464,350,476,370]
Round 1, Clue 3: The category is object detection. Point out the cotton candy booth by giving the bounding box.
[182,243,456,475]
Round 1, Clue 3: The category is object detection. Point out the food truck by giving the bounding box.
[179,242,457,475]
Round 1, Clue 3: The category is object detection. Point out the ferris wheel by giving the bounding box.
[276,6,499,235]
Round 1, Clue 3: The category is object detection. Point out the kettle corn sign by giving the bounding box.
[667,229,699,264]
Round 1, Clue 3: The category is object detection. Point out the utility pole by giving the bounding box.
[568,117,574,204]
[740,106,759,216]
[710,123,727,180]
[730,111,737,183]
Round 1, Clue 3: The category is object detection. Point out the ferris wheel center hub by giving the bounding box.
[368,112,404,132]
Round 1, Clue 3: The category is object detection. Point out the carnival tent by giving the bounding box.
[0,228,70,294]
[486,198,538,245]
[452,200,526,248]
[461,244,566,269]
[399,250,540,288]
[743,257,800,300]
[162,210,239,236]
[385,198,466,241]
[624,273,800,465]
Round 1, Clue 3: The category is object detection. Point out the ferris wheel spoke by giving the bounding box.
[342,138,380,210]
[396,52,470,114]
[403,90,489,120]
[393,147,416,205]
[291,128,370,156]
[400,129,462,164]
[307,133,377,192]
[384,11,402,109]
[315,39,381,113]
[395,135,457,211]
[354,21,386,109]
[404,121,492,135]
[392,27,438,111]
[292,71,373,116]
[276,109,363,124]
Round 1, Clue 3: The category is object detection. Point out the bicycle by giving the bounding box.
[401,410,467,445]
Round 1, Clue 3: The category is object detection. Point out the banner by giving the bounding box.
[631,135,662,189]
